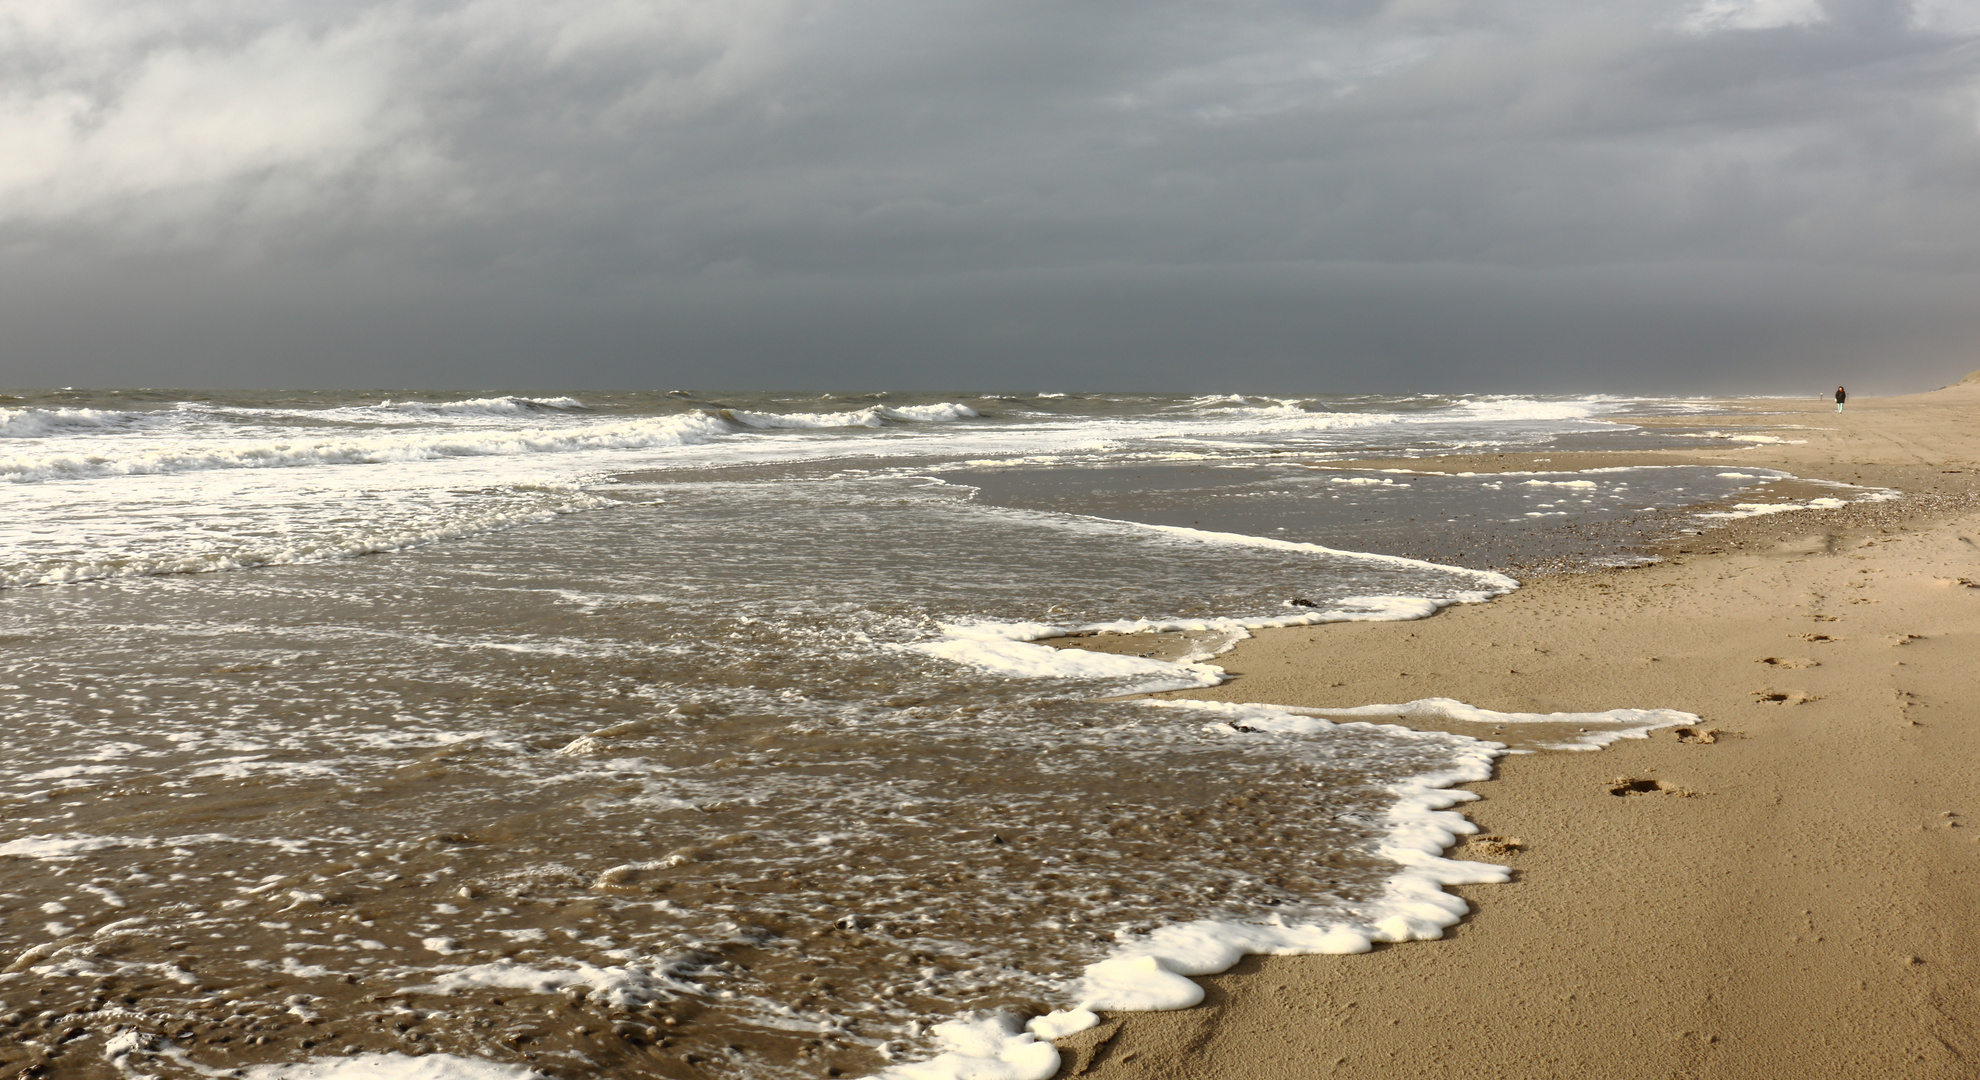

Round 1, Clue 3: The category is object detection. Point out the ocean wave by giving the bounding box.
[1181,394,1314,412]
[0,407,149,438]
[723,402,979,429]
[167,397,590,426]
[0,412,734,483]
[373,396,587,417]
[1172,396,1314,412]
[1452,397,1610,421]
[1179,394,1620,425]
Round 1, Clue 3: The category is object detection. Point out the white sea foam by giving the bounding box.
[1181,394,1261,409]
[1125,522,1517,592]
[186,758,344,780]
[0,834,138,859]
[1697,480,1897,520]
[912,593,1470,692]
[873,694,1699,1080]
[1684,430,1808,444]
[238,1052,547,1079]
[0,832,316,859]
[1125,394,1619,446]
[725,402,978,429]
[1425,465,1714,477]
[1,485,616,589]
[910,523,1514,693]
[373,396,587,417]
[1287,697,1696,751]
[20,764,127,781]
[874,1014,1060,1080]
[910,626,1225,690]
[1453,396,1609,421]
[398,959,690,1006]
[0,406,146,438]
[883,403,981,423]
[867,700,1491,1077]
[0,412,734,483]
[1700,497,1850,519]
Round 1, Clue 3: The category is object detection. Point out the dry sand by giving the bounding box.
[1052,380,1980,1079]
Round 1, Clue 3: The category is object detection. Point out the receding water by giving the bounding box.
[0,390,1806,1079]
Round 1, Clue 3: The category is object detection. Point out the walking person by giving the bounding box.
[1835,386,1847,413]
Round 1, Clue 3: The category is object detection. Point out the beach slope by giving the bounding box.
[1055,382,1980,1078]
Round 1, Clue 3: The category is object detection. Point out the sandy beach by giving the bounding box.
[1052,380,1980,1078]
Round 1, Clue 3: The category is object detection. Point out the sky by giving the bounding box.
[2,0,1978,392]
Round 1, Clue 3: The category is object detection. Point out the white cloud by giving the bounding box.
[0,0,795,231]
[1911,0,1980,33]
[439,0,797,125]
[0,3,425,225]
[1681,0,1826,32]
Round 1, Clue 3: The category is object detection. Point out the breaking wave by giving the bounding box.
[372,396,588,417]
[0,407,150,438]
[0,412,735,483]
[724,402,979,429]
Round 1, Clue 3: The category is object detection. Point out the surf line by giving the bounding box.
[880,521,1697,1080]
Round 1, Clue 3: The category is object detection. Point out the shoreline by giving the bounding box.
[1050,383,1980,1077]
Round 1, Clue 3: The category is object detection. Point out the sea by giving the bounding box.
[0,390,1864,1080]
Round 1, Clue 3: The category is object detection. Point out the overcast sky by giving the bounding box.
[3,0,1978,391]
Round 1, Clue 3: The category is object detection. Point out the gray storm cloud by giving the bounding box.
[1,0,1977,390]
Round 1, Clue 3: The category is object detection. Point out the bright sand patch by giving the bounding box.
[1052,380,1980,1078]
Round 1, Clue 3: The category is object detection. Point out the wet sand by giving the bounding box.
[1052,379,1980,1078]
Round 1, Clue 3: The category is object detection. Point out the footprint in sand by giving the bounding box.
[1671,727,1735,744]
[1609,778,1692,797]
[1757,657,1819,668]
[1797,633,1839,643]
[1753,690,1819,705]
[1464,835,1526,857]
[1888,633,1925,646]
